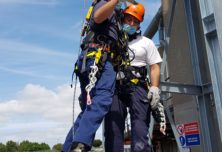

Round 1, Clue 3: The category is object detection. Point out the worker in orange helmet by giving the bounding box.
[104,3,166,152]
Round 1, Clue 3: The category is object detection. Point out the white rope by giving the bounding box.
[72,0,88,142]
[72,76,78,140]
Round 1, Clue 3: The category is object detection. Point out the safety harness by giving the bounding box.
[73,0,131,105]
[115,32,149,95]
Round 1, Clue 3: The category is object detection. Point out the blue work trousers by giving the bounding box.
[104,85,152,152]
[62,55,116,151]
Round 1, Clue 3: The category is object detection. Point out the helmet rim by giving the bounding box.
[123,3,145,22]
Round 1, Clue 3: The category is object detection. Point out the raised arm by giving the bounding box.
[94,0,119,23]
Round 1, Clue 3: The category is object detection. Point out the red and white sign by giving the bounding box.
[184,122,199,135]
[177,121,201,147]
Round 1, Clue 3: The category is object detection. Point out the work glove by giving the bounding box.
[115,1,122,11]
[147,86,161,110]
[152,102,166,135]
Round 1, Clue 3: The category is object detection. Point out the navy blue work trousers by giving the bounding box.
[62,54,116,151]
[104,85,151,152]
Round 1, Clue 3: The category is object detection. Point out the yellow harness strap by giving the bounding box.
[130,78,139,84]
[86,48,102,64]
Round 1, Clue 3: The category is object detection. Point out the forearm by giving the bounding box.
[94,0,118,23]
[150,63,161,87]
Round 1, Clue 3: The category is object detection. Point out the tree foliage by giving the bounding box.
[92,139,102,147]
[0,140,51,152]
[18,140,30,152]
[52,143,63,152]
[0,143,6,152]
[0,140,69,152]
[6,140,18,152]
[19,141,50,151]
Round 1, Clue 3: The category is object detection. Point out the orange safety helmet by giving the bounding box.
[123,3,145,22]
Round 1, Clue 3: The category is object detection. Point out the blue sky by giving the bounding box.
[0,0,160,148]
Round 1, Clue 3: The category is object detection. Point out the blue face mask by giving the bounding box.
[122,24,137,35]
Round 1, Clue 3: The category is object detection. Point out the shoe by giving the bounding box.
[70,142,89,152]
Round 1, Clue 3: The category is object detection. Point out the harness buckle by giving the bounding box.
[87,43,112,52]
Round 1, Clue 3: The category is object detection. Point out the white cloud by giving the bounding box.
[0,0,59,6]
[0,83,102,147]
[0,83,103,147]
[0,83,77,121]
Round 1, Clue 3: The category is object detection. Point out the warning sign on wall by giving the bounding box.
[177,121,200,147]
[184,122,199,134]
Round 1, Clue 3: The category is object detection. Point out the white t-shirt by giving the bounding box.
[128,36,162,67]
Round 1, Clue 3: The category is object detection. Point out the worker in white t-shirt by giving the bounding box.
[104,3,166,152]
